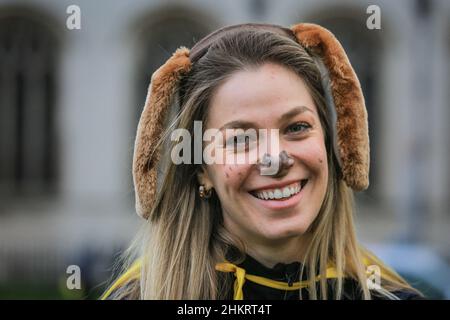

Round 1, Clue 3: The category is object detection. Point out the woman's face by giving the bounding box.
[200,62,328,245]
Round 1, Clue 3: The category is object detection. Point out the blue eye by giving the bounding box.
[227,135,248,146]
[226,135,255,151]
[286,122,311,134]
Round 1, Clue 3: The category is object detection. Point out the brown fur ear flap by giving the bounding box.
[290,23,370,191]
[133,47,191,219]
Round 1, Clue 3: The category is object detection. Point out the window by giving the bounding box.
[134,12,213,126]
[0,13,59,198]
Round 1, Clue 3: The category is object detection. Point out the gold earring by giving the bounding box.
[199,185,212,199]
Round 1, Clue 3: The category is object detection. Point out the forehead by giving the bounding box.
[207,63,319,129]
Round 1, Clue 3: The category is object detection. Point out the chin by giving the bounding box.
[258,222,310,241]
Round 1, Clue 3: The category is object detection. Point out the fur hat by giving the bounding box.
[133,23,370,219]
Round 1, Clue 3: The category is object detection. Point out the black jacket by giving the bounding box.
[220,254,424,300]
[103,254,424,300]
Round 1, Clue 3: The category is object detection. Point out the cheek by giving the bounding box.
[209,163,251,194]
[294,138,328,174]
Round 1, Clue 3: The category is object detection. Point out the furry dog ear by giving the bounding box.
[133,47,191,219]
[290,23,370,191]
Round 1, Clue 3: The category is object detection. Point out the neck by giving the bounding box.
[223,213,312,269]
[244,233,311,269]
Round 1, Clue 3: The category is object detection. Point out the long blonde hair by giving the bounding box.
[106,29,420,300]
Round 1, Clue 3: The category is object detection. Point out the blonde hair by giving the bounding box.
[105,30,421,300]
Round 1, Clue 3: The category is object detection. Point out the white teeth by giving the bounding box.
[274,189,283,199]
[254,181,303,200]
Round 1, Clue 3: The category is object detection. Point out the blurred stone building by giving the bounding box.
[0,0,449,297]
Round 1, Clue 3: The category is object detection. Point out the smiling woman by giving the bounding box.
[101,23,424,300]
[199,62,329,258]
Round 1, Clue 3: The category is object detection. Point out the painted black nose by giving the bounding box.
[257,150,294,176]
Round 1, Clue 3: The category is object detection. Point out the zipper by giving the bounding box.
[286,272,294,287]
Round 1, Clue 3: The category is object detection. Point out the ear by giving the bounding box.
[196,165,214,190]
[133,47,191,220]
[290,23,370,191]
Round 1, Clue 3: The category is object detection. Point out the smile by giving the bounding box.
[249,179,308,201]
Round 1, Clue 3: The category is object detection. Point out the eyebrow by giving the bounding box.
[218,106,314,131]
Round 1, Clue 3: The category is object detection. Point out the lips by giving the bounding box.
[249,179,308,201]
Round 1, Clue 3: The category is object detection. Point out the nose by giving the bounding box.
[257,150,294,176]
